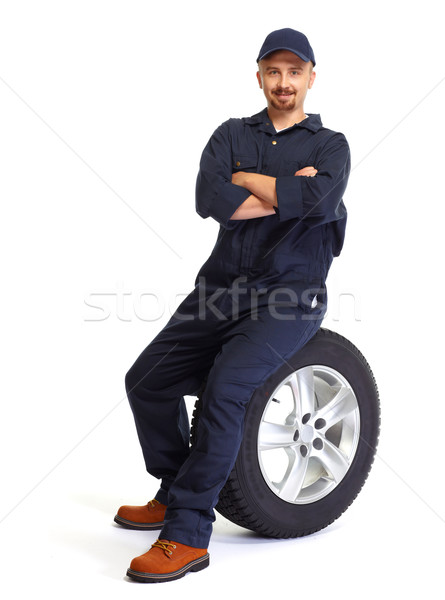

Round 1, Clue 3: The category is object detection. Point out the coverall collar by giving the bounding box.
[245,107,323,134]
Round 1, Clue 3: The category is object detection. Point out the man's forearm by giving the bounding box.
[232,172,277,207]
[231,168,318,210]
[230,194,276,220]
[230,167,318,220]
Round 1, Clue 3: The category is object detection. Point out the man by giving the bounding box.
[116,28,350,583]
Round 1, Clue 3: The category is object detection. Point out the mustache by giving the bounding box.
[273,87,295,94]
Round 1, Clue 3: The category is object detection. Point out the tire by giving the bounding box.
[190,327,380,538]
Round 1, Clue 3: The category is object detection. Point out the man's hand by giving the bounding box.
[295,166,318,177]
[231,171,248,186]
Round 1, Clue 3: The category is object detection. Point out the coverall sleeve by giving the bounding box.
[195,121,252,229]
[275,133,351,224]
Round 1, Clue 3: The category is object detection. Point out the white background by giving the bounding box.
[1,0,444,596]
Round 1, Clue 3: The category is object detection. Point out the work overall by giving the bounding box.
[125,110,351,548]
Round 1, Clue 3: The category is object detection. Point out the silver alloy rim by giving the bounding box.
[257,365,360,504]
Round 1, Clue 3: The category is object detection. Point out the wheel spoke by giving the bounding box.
[276,448,309,502]
[317,438,350,483]
[316,385,357,429]
[288,366,315,421]
[258,421,295,450]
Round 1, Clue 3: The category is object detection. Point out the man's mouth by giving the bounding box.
[274,90,294,99]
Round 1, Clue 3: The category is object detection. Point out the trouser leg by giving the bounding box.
[160,303,325,548]
[124,292,222,504]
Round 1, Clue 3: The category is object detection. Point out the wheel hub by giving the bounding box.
[300,424,314,443]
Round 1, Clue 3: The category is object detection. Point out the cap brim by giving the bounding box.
[257,47,312,64]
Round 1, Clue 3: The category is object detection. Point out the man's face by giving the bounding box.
[257,50,316,113]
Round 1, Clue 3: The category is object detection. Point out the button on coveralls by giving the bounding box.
[125,109,350,548]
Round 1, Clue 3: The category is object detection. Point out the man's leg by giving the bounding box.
[124,289,222,504]
[158,302,325,548]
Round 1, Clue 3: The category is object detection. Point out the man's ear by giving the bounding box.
[308,69,316,89]
[256,70,263,89]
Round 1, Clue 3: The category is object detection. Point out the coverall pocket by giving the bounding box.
[232,155,258,172]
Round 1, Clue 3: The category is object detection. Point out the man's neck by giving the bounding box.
[267,107,307,131]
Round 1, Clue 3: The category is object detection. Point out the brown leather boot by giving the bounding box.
[126,539,209,583]
[114,499,166,530]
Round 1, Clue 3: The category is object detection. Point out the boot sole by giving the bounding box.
[126,554,210,583]
[114,515,164,530]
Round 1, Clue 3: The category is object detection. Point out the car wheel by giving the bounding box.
[191,327,380,538]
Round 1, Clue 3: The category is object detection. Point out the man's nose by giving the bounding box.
[279,74,290,88]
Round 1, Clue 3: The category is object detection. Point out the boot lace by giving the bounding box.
[147,499,160,508]
[151,539,177,557]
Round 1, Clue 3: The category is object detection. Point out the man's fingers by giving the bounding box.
[295,167,317,176]
[294,166,318,177]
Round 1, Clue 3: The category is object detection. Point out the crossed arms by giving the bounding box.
[195,121,350,228]
[230,167,318,220]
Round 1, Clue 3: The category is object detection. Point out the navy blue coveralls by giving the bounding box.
[125,108,350,548]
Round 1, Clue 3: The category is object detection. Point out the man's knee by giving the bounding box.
[125,362,142,395]
[124,353,158,395]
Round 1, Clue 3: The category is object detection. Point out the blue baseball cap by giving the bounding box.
[257,28,316,66]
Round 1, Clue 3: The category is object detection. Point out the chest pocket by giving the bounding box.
[232,155,258,172]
